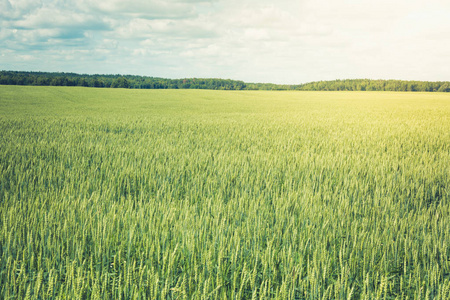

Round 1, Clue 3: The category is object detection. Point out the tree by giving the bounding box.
[111,77,129,88]
[438,83,450,93]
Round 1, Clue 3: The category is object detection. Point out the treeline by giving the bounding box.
[297,79,450,92]
[0,71,246,90]
[1,71,449,92]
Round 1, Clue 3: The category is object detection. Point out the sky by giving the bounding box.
[1,0,449,84]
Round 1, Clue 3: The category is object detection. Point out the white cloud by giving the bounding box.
[78,0,199,19]
[0,0,43,20]
[13,7,108,30]
[1,0,450,83]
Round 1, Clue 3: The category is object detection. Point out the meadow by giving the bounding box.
[0,86,449,299]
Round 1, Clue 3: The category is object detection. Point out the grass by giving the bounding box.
[0,85,449,299]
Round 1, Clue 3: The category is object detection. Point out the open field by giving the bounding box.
[0,86,449,299]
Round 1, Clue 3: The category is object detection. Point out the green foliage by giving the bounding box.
[1,86,450,299]
[296,79,450,92]
[2,71,450,92]
[0,71,247,90]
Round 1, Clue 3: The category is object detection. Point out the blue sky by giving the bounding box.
[1,0,449,84]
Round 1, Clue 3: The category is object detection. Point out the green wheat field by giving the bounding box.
[0,86,449,299]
